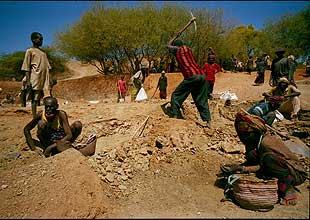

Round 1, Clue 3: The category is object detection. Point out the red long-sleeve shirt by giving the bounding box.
[202,63,221,82]
[176,46,204,79]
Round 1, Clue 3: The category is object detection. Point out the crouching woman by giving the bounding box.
[222,133,307,206]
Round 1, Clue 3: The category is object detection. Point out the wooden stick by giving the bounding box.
[86,118,118,125]
[132,116,150,139]
[151,87,158,99]
[240,108,289,139]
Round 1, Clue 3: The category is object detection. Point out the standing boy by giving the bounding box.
[21,32,51,118]
[117,75,127,102]
[202,54,221,99]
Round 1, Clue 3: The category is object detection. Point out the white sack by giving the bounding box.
[135,87,148,101]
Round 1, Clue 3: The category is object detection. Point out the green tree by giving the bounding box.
[54,3,232,74]
[0,47,67,81]
[263,5,310,59]
[225,25,265,63]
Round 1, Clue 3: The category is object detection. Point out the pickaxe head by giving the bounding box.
[190,11,197,32]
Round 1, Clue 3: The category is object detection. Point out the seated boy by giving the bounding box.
[24,96,82,157]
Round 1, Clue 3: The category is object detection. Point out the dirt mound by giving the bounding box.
[0,149,107,218]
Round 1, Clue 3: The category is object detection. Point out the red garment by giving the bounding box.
[160,90,167,99]
[176,46,204,79]
[202,63,221,82]
[118,80,126,93]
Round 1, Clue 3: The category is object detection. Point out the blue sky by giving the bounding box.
[0,1,308,54]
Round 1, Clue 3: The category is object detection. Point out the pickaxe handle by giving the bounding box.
[177,17,196,37]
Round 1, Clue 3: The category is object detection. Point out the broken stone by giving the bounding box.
[119,185,127,190]
[109,121,117,126]
[121,175,128,181]
[155,136,169,149]
[147,150,153,156]
[116,148,126,162]
[109,149,116,159]
[162,147,171,154]
[139,148,148,156]
[170,135,182,148]
[105,173,114,183]
[117,168,124,175]
[105,165,113,172]
[7,152,21,160]
[1,184,8,190]
[220,142,242,154]
[124,168,132,174]
[100,168,107,176]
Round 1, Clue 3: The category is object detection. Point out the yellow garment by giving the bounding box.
[131,86,138,101]
[41,110,62,130]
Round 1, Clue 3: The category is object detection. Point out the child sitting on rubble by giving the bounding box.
[24,96,84,157]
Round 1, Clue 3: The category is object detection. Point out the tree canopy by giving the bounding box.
[0,47,67,81]
[263,5,310,60]
[54,3,232,74]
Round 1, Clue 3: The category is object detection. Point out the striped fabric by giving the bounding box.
[176,46,204,79]
[232,174,278,211]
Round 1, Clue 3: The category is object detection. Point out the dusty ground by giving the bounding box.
[0,63,309,218]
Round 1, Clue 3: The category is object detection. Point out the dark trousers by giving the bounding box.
[171,75,211,121]
[207,81,214,97]
[306,67,310,76]
[20,89,27,107]
[254,71,265,84]
[159,89,167,99]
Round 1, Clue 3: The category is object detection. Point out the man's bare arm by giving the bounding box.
[25,71,31,89]
[285,86,301,97]
[24,113,41,150]
[241,165,261,173]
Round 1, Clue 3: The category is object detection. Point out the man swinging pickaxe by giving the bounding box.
[161,11,212,128]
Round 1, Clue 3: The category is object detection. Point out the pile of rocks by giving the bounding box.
[87,116,246,195]
[79,119,132,142]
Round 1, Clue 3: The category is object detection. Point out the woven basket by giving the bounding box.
[232,173,278,211]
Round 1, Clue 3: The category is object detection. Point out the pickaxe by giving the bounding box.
[190,11,197,32]
[176,11,197,36]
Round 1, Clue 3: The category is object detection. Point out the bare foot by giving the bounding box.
[280,187,298,206]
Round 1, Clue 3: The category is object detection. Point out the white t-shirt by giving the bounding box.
[132,70,143,81]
